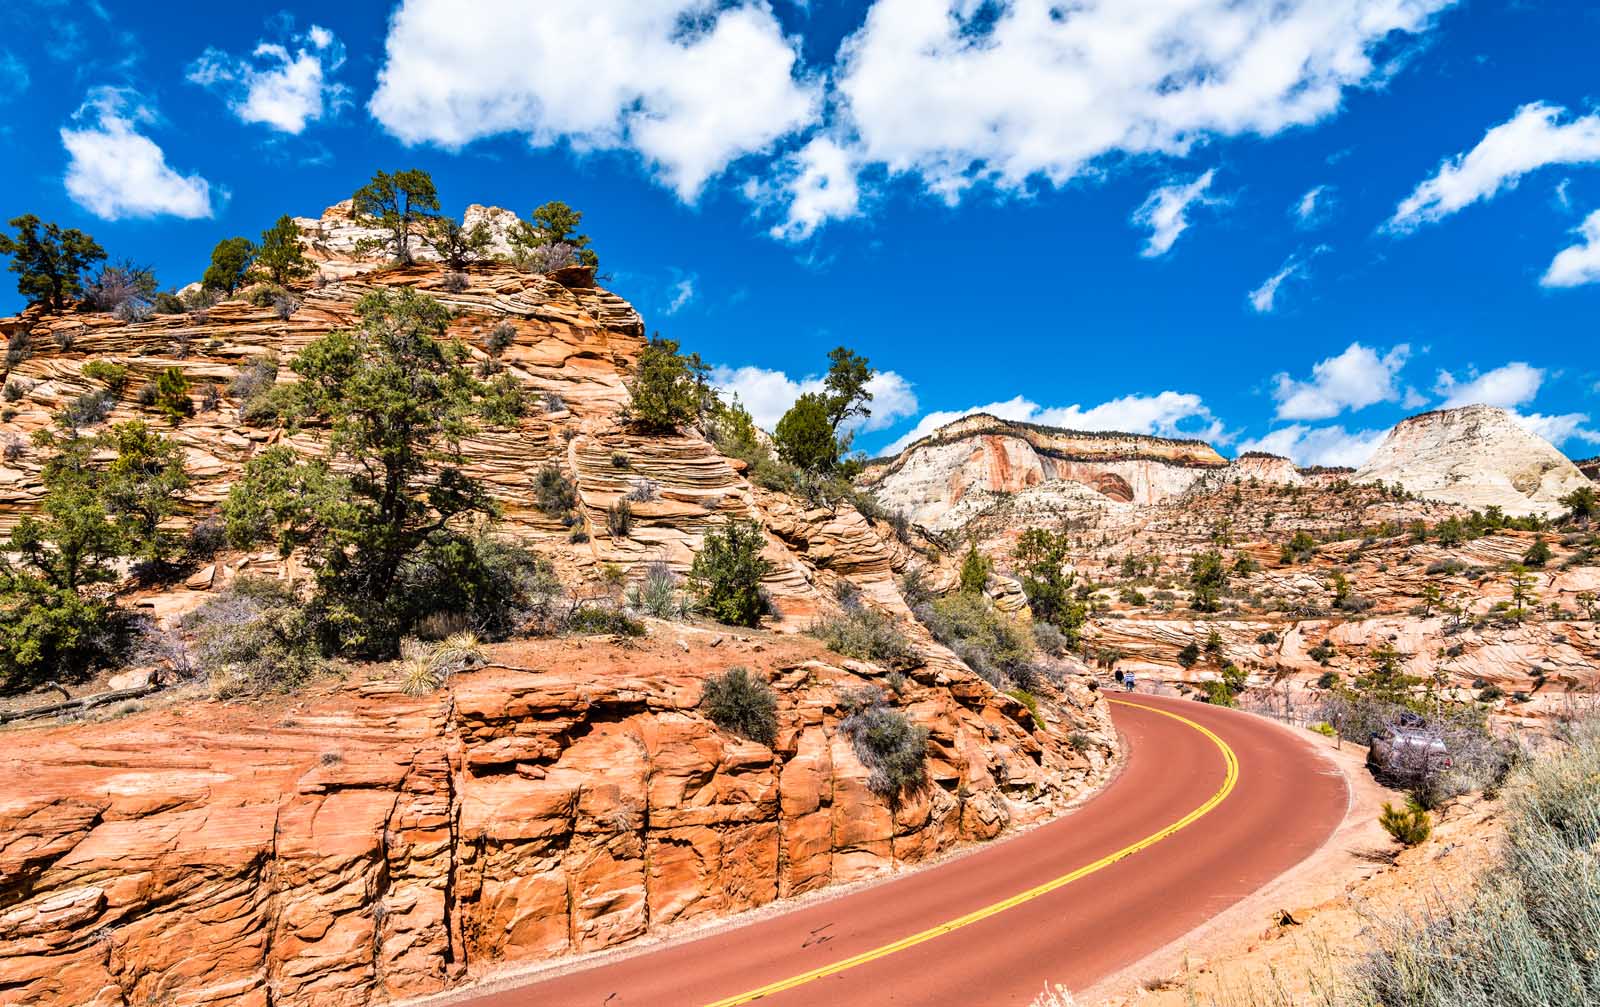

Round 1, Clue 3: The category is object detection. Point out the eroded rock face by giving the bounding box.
[1354,405,1593,517]
[0,635,1112,1007]
[863,414,1227,531]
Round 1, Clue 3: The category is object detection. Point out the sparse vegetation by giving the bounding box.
[688,519,772,627]
[809,604,918,669]
[700,666,779,745]
[841,697,928,802]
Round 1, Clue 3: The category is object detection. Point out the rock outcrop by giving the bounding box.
[1353,405,1592,517]
[0,634,1112,1007]
[1578,456,1600,482]
[862,413,1227,531]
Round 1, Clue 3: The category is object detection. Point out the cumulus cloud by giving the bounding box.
[1512,411,1600,447]
[60,87,214,220]
[1541,208,1600,288]
[771,0,1451,236]
[1248,246,1327,313]
[760,136,861,242]
[1389,102,1600,231]
[880,391,1223,457]
[1435,361,1543,409]
[369,0,818,201]
[1237,424,1387,468]
[1272,342,1411,420]
[187,20,348,134]
[1132,171,1217,258]
[712,365,918,434]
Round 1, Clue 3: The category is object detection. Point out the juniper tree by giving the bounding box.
[510,200,598,268]
[202,237,257,294]
[0,214,106,312]
[256,215,314,285]
[352,169,440,264]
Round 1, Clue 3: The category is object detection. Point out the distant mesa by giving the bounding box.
[1352,404,1592,517]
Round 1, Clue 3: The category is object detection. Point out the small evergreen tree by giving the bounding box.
[688,519,772,627]
[510,200,597,268]
[1379,798,1432,846]
[1559,485,1595,524]
[1188,549,1229,612]
[1013,526,1085,641]
[421,216,492,270]
[773,392,839,471]
[151,367,194,424]
[352,169,440,264]
[202,237,258,294]
[0,214,106,311]
[100,421,189,565]
[256,215,314,286]
[822,346,874,431]
[625,335,710,432]
[1522,536,1552,569]
[958,542,991,595]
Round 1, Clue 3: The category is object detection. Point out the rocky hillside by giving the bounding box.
[1578,456,1600,482]
[0,204,1116,1007]
[861,413,1228,531]
[1353,404,1592,517]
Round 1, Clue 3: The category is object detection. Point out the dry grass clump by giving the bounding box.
[399,632,485,696]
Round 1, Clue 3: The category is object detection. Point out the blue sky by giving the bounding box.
[2,0,1598,464]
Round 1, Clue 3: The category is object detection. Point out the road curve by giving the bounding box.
[451,694,1348,1007]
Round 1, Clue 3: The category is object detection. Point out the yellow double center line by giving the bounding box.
[701,699,1241,1006]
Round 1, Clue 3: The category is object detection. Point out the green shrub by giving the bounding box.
[246,282,287,307]
[1379,798,1432,846]
[0,573,121,692]
[81,360,129,396]
[627,560,687,619]
[396,531,561,639]
[700,666,778,745]
[1006,687,1042,730]
[564,604,645,637]
[1177,641,1201,668]
[480,372,527,426]
[773,392,840,472]
[808,605,918,668]
[688,519,772,627]
[918,591,1035,689]
[534,464,576,516]
[841,700,928,801]
[1280,530,1317,564]
[958,542,991,595]
[60,389,114,428]
[606,499,633,538]
[149,367,193,424]
[1522,536,1552,568]
[182,577,325,699]
[625,335,709,432]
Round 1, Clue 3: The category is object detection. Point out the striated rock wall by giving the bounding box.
[863,415,1227,531]
[1353,404,1592,517]
[0,635,1113,1007]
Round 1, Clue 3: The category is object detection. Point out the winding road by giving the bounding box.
[450,694,1350,1006]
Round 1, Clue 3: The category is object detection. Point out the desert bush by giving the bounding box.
[148,367,192,423]
[1007,687,1043,730]
[917,591,1037,689]
[534,464,577,516]
[272,293,300,320]
[484,321,516,356]
[2,435,23,463]
[688,519,772,627]
[841,699,928,801]
[564,604,646,637]
[543,391,566,413]
[81,360,129,396]
[0,574,123,692]
[229,356,278,404]
[1032,620,1068,656]
[517,240,579,274]
[606,499,633,538]
[627,559,687,619]
[60,389,115,428]
[439,271,469,293]
[479,372,527,426]
[247,283,287,308]
[700,666,778,745]
[1280,530,1318,564]
[183,516,227,562]
[396,531,561,639]
[84,260,157,315]
[398,632,485,695]
[625,477,659,502]
[183,577,325,699]
[625,335,711,432]
[808,605,919,669]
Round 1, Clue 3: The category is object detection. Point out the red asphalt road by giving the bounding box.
[456,694,1349,1007]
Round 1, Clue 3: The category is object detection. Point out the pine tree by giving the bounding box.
[0,215,106,311]
[256,215,314,285]
[352,169,440,264]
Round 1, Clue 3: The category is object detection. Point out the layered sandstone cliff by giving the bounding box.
[862,414,1227,531]
[0,634,1112,1007]
[1353,405,1592,517]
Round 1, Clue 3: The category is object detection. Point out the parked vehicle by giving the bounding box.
[1368,724,1452,780]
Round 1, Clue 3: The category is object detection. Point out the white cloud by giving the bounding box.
[1511,411,1600,447]
[1237,424,1386,468]
[880,391,1222,456]
[791,0,1450,236]
[369,0,818,201]
[187,21,347,134]
[761,136,861,241]
[664,275,696,315]
[1249,258,1303,313]
[712,365,918,434]
[1435,361,1543,409]
[1389,102,1600,231]
[1541,208,1600,288]
[60,88,214,220]
[1272,341,1410,420]
[1293,184,1335,227]
[1132,170,1216,258]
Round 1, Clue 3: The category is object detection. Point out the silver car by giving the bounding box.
[1367,725,1452,780]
